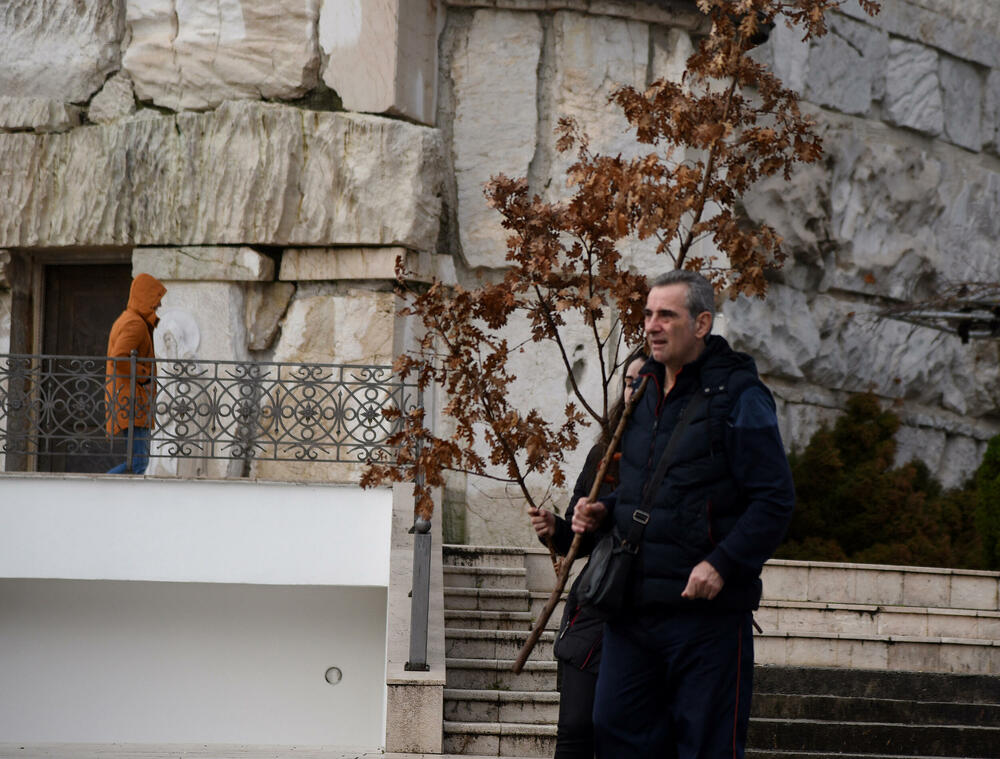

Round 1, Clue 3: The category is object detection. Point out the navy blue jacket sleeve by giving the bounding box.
[705,385,795,580]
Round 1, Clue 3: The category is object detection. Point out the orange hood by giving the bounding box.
[127,273,167,327]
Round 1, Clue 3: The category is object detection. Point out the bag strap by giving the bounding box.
[621,388,711,553]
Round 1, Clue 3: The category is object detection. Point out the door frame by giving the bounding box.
[28,248,132,355]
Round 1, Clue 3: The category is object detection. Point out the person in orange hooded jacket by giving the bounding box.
[105,273,167,474]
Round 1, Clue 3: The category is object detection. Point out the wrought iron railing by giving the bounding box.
[0,353,417,473]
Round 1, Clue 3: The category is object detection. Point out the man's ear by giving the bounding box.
[694,311,713,339]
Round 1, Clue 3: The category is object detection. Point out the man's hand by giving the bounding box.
[571,498,607,533]
[528,506,555,539]
[681,560,724,600]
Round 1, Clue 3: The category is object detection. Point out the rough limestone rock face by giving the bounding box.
[271,285,394,367]
[723,286,1000,419]
[0,250,10,289]
[804,13,887,116]
[985,70,1000,156]
[320,0,438,124]
[133,246,275,281]
[88,71,136,125]
[123,0,320,110]
[0,97,82,133]
[151,281,249,478]
[257,285,396,483]
[278,247,454,284]
[0,290,9,353]
[939,56,983,151]
[745,123,1000,299]
[884,38,944,136]
[0,0,123,103]
[450,10,542,269]
[0,101,444,250]
[542,11,648,196]
[543,11,673,275]
[827,131,1000,291]
[245,282,295,351]
[772,397,842,457]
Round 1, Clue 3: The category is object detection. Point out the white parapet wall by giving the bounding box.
[0,474,393,749]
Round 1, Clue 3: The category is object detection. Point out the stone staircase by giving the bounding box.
[442,544,1000,759]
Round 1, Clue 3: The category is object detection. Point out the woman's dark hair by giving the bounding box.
[599,348,647,446]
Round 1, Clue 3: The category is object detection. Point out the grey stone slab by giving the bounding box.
[124,0,320,111]
[0,102,444,251]
[0,97,82,133]
[133,246,275,282]
[448,9,542,268]
[837,0,1000,68]
[984,69,1000,156]
[805,13,887,116]
[0,0,123,103]
[939,55,983,151]
[884,38,943,136]
[88,71,136,125]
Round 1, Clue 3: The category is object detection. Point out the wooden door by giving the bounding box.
[38,264,134,473]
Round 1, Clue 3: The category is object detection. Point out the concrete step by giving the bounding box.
[748,717,1000,758]
[442,720,555,757]
[445,657,557,692]
[763,560,1000,612]
[745,752,974,759]
[443,545,527,569]
[443,688,560,724]
[444,609,534,631]
[444,587,531,612]
[752,692,1000,726]
[757,599,1000,640]
[443,565,528,590]
[445,627,555,660]
[755,666,1000,704]
[755,630,1000,674]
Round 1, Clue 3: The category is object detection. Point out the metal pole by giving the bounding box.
[126,349,137,473]
[405,515,432,672]
[405,394,430,672]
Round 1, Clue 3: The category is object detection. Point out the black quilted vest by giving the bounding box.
[612,335,768,612]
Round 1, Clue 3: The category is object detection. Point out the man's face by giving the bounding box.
[644,284,710,370]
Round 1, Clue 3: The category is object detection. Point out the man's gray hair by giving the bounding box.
[649,270,716,324]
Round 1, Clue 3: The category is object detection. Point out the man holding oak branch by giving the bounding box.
[572,270,795,758]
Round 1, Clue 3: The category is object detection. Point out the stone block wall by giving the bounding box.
[1,0,998,511]
[433,0,1000,543]
[740,0,1000,488]
[0,0,448,484]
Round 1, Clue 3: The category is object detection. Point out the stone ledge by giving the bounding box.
[839,0,1000,68]
[755,629,1000,674]
[444,0,707,30]
[0,102,444,251]
[134,246,274,281]
[279,247,456,284]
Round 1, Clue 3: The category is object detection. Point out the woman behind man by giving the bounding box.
[528,351,646,759]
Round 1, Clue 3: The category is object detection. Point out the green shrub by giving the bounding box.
[777,393,992,570]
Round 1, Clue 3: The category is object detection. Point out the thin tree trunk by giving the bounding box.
[512,376,649,673]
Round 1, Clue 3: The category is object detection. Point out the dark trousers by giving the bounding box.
[593,609,753,759]
[555,661,598,759]
[107,427,150,474]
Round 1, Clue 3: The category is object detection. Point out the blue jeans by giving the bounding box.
[593,608,754,759]
[107,427,150,474]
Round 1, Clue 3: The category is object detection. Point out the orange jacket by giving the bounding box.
[104,274,166,435]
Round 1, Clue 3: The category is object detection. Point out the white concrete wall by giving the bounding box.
[0,475,391,585]
[0,579,387,746]
[0,475,394,748]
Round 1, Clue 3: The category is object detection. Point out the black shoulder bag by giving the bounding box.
[575,389,710,618]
